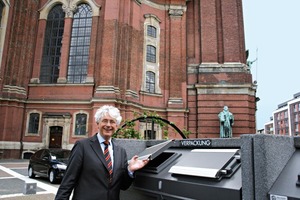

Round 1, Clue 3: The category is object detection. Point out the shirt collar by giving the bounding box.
[97,133,111,145]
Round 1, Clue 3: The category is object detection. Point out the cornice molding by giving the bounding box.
[139,0,187,15]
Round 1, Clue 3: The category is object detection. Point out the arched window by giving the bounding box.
[142,14,161,94]
[147,25,156,38]
[40,5,65,83]
[146,71,155,93]
[67,3,92,83]
[146,45,156,63]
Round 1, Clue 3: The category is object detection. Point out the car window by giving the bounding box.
[34,149,44,159]
[41,150,50,160]
[50,150,71,160]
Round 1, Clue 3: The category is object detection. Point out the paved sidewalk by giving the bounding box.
[0,194,56,200]
[0,160,57,200]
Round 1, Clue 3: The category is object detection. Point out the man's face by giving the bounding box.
[97,114,118,140]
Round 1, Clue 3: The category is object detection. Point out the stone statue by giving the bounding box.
[247,58,257,68]
[218,106,234,138]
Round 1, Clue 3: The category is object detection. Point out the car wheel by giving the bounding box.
[28,166,35,178]
[49,169,57,184]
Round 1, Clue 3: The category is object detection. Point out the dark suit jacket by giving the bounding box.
[55,134,134,200]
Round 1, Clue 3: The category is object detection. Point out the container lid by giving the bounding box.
[169,149,240,179]
[137,140,174,160]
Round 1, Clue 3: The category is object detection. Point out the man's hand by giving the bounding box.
[128,155,150,172]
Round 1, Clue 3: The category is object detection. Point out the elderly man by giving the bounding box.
[55,105,149,200]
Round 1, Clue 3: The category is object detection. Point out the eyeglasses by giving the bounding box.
[101,119,116,125]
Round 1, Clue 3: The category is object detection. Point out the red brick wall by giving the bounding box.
[0,0,256,158]
[196,94,256,137]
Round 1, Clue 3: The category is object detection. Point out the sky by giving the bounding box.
[242,0,300,130]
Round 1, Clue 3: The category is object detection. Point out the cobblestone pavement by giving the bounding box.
[0,160,58,200]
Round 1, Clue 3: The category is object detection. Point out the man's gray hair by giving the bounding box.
[94,105,122,125]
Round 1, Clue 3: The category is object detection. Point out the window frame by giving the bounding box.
[40,4,65,84]
[142,15,161,94]
[0,1,4,26]
[32,0,100,84]
[25,110,42,136]
[146,71,155,93]
[147,25,157,38]
[0,0,9,71]
[146,45,156,63]
[73,111,89,137]
[67,3,92,84]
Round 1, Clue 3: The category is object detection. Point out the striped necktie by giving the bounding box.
[103,141,113,182]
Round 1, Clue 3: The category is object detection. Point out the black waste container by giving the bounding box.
[126,139,242,200]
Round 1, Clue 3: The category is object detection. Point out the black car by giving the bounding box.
[28,148,71,184]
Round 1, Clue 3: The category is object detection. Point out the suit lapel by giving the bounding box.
[112,139,120,174]
[90,134,107,169]
[90,135,122,176]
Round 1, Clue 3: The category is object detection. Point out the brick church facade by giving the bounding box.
[0,0,257,158]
